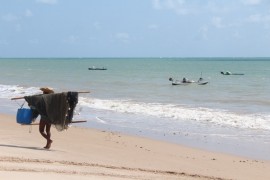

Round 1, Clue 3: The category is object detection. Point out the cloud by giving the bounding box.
[36,0,58,5]
[28,39,39,44]
[152,0,190,15]
[247,13,270,23]
[25,10,33,17]
[93,22,101,30]
[2,10,33,23]
[212,17,225,28]
[65,35,79,44]
[2,13,19,22]
[211,16,242,29]
[233,31,242,39]
[152,0,266,17]
[198,25,208,40]
[246,13,270,28]
[205,1,232,14]
[152,0,162,10]
[0,40,8,46]
[15,24,22,32]
[241,0,262,5]
[247,14,262,22]
[116,33,130,43]
[148,24,159,30]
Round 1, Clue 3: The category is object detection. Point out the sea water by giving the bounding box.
[0,58,269,160]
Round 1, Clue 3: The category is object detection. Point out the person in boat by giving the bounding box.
[39,87,54,149]
[221,71,232,75]
[182,77,187,83]
[198,77,203,82]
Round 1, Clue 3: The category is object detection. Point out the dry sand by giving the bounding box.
[0,114,269,180]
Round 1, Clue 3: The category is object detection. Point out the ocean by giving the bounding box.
[0,58,269,160]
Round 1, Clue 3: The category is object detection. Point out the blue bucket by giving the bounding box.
[16,108,33,124]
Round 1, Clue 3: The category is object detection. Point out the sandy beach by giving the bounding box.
[0,114,269,180]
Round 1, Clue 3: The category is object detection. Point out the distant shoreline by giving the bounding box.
[1,57,270,60]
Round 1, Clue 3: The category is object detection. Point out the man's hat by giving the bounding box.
[40,87,54,94]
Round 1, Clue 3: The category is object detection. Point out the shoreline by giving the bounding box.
[3,102,269,161]
[1,113,270,179]
[79,118,270,161]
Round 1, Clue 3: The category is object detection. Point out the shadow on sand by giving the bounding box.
[0,144,53,151]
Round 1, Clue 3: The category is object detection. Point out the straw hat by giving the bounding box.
[40,87,54,94]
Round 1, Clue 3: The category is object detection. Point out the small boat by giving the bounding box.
[221,71,244,75]
[197,77,209,85]
[88,66,107,70]
[171,80,193,85]
[169,77,208,86]
[197,81,208,85]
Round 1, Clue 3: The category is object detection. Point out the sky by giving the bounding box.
[1,0,270,57]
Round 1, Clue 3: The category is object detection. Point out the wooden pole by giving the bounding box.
[11,97,25,100]
[11,91,90,100]
[77,91,90,93]
[70,120,87,123]
[20,120,87,125]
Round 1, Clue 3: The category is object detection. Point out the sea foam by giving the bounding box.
[78,97,270,131]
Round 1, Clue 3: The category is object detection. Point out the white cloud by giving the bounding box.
[241,0,262,5]
[29,39,39,44]
[206,1,232,14]
[152,0,189,15]
[198,25,208,40]
[148,24,159,29]
[2,11,33,23]
[93,22,101,29]
[36,0,58,5]
[116,33,130,43]
[247,13,270,23]
[248,14,262,22]
[25,10,33,17]
[0,40,8,45]
[15,24,22,32]
[212,17,225,28]
[152,0,162,10]
[211,16,242,29]
[65,35,79,44]
[233,31,242,39]
[2,13,19,22]
[116,33,130,39]
[246,13,270,28]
